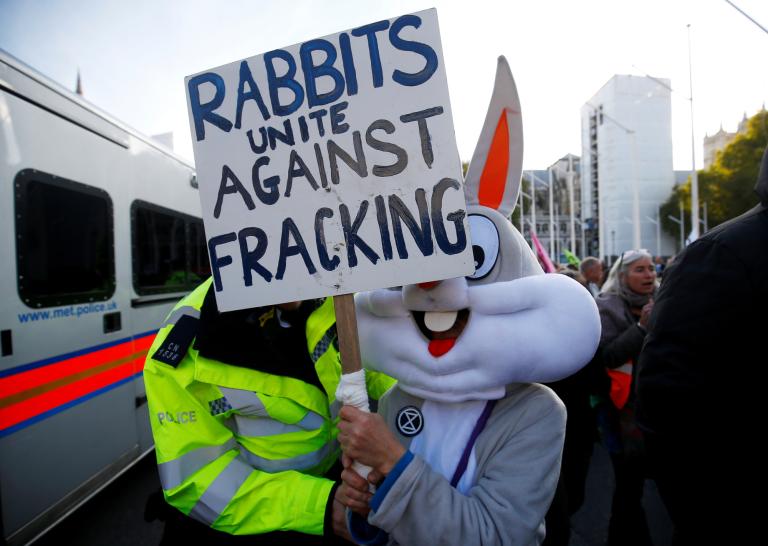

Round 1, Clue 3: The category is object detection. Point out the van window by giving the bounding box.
[131,201,210,294]
[15,169,115,308]
[189,219,210,281]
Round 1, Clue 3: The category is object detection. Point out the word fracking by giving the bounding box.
[208,178,468,292]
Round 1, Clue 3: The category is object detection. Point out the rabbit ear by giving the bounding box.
[464,56,523,217]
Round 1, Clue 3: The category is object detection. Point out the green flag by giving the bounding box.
[563,249,580,267]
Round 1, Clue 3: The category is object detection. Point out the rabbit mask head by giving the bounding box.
[355,57,600,402]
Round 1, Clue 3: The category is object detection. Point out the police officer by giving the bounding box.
[144,277,394,544]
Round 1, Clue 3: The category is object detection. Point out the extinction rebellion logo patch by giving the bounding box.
[396,406,424,437]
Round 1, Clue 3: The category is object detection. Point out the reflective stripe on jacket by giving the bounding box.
[144,278,395,536]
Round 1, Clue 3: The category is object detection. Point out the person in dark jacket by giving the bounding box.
[636,147,768,546]
[543,271,600,546]
[595,249,657,546]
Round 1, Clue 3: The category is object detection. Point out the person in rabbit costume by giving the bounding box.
[335,57,601,546]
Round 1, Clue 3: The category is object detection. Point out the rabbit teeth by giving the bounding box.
[411,309,469,342]
[424,311,458,332]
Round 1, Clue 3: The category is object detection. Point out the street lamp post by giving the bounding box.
[645,204,661,257]
[555,202,561,261]
[637,37,699,246]
[688,24,700,242]
[681,200,686,249]
[550,157,578,256]
[567,155,577,255]
[629,132,641,249]
[518,181,525,235]
[519,182,534,247]
[527,171,537,253]
[530,170,557,254]
[667,201,686,252]
[554,154,576,255]
[548,168,555,259]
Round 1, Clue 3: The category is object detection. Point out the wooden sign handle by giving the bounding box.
[333,292,374,487]
[333,293,363,374]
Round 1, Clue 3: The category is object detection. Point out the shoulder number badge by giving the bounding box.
[396,406,424,437]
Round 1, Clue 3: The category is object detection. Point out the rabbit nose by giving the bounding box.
[403,277,469,311]
[417,281,441,290]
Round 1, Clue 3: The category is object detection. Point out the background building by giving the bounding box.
[703,125,736,169]
[519,156,583,263]
[519,169,547,245]
[580,75,677,262]
[702,111,755,168]
[549,154,583,260]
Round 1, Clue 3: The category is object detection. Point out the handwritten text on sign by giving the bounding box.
[186,9,473,311]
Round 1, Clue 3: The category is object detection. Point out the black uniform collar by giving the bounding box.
[193,285,323,390]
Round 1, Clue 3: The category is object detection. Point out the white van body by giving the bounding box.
[0,49,206,545]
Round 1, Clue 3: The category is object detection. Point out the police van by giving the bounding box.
[0,49,209,545]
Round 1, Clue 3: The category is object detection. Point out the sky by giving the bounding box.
[1,0,766,171]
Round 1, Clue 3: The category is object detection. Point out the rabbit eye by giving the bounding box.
[467,215,499,280]
[473,245,485,270]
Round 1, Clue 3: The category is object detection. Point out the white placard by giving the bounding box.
[186,8,473,311]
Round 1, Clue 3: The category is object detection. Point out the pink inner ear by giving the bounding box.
[477,111,509,210]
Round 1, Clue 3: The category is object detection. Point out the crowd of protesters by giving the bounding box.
[543,146,768,546]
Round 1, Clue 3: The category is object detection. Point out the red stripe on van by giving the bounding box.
[0,332,156,432]
[0,342,134,397]
[0,360,137,429]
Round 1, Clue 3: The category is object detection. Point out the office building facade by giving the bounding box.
[580,75,676,261]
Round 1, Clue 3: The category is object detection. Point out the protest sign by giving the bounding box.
[186,8,473,311]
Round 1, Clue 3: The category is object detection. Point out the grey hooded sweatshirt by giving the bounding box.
[349,383,566,546]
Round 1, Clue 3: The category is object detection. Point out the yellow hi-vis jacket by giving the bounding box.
[144,278,394,536]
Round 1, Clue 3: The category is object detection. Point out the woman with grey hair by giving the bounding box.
[596,249,657,546]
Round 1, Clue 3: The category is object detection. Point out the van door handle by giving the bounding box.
[103,312,122,333]
[1,329,12,356]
